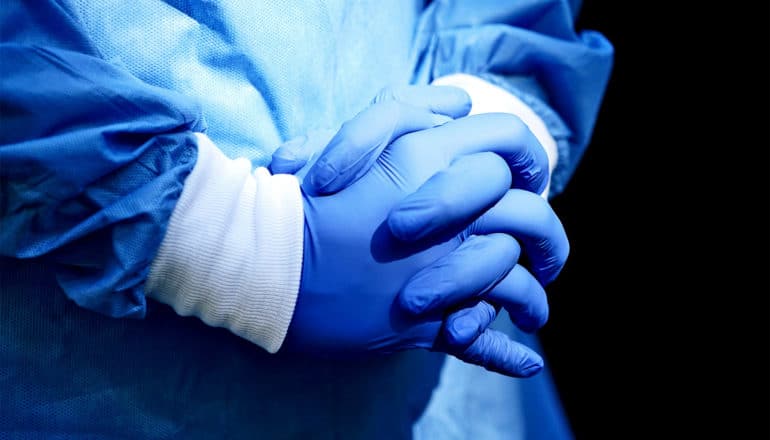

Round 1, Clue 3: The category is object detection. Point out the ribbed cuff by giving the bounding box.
[146,133,304,353]
[431,73,559,199]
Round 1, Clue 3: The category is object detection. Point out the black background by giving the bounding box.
[538,2,769,438]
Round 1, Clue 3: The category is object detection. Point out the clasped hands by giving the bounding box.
[270,85,568,378]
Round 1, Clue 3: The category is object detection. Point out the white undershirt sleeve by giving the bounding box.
[145,133,304,354]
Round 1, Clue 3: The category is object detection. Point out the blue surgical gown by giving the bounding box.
[0,1,613,438]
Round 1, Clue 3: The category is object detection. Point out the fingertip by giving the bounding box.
[431,85,472,118]
[486,264,549,333]
[456,329,547,378]
[376,84,472,118]
[519,354,544,378]
[516,296,550,334]
[270,135,308,174]
[503,343,544,378]
[269,155,300,175]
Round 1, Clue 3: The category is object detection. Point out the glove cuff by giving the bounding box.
[431,73,559,199]
[146,133,303,353]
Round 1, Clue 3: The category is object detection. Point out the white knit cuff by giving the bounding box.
[146,133,304,353]
[431,73,558,199]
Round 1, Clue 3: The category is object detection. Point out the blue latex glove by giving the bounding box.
[275,86,564,286]
[279,87,569,377]
[275,85,568,319]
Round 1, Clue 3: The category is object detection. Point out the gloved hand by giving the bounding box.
[274,85,563,286]
[277,86,569,378]
[276,85,568,324]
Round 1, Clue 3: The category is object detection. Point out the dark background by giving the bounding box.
[539,2,769,438]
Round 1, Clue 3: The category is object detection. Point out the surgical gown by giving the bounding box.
[0,1,613,438]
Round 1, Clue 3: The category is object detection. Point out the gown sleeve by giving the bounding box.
[0,40,204,319]
[414,0,614,196]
